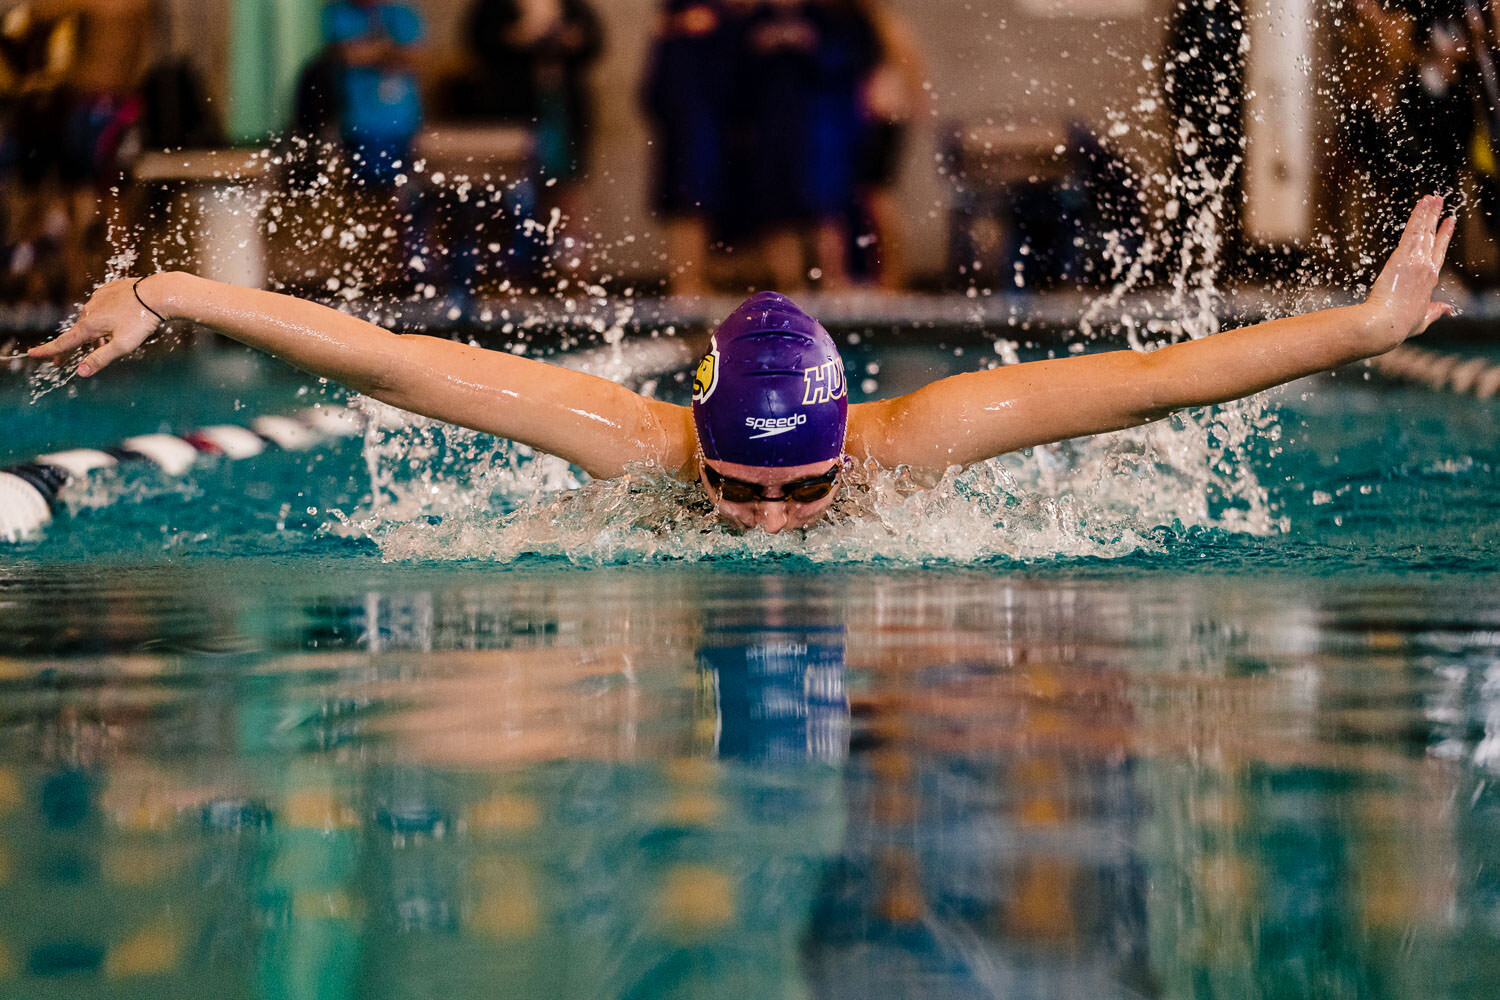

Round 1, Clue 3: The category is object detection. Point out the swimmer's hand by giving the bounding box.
[27,276,167,376]
[1363,196,1457,353]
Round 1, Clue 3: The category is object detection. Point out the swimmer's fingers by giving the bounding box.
[27,319,99,360]
[27,316,130,376]
[1364,198,1458,347]
[27,280,160,374]
[1379,198,1447,290]
[76,308,159,377]
[1397,196,1442,259]
[1416,301,1458,336]
[1433,214,1457,271]
[77,330,150,377]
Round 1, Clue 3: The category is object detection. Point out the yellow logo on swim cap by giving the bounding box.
[692,345,720,403]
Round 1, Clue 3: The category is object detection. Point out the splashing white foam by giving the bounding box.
[318,386,1285,567]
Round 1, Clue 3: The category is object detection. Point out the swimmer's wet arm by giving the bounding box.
[845,348,1210,469]
[849,304,1399,469]
[30,272,697,479]
[850,197,1454,470]
[362,338,696,479]
[349,335,694,480]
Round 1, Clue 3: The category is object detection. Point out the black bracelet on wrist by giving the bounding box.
[133,275,166,324]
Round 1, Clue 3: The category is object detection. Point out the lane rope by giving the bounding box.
[0,406,366,543]
[1366,346,1500,399]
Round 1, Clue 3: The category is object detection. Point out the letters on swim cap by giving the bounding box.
[692,292,848,468]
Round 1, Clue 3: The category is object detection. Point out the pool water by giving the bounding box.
[3,339,1500,998]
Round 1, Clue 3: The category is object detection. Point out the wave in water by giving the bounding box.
[330,391,1286,566]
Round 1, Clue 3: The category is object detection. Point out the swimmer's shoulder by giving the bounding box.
[843,399,898,463]
[641,398,699,480]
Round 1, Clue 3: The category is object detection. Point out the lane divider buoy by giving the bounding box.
[1366,346,1500,400]
[0,406,366,543]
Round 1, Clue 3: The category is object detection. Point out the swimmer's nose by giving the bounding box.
[755,503,790,534]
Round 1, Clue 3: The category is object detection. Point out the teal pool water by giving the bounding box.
[2,339,1500,998]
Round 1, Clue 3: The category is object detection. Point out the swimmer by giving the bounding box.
[28,197,1456,534]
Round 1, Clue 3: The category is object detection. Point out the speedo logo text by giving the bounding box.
[745,413,808,439]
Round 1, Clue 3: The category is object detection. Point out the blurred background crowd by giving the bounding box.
[0,0,1498,306]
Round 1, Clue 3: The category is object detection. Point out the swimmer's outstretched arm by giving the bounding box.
[848,197,1455,471]
[27,273,698,479]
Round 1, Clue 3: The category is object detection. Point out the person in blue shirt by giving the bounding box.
[322,0,425,186]
[729,0,876,291]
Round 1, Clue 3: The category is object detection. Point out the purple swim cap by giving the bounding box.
[692,292,848,468]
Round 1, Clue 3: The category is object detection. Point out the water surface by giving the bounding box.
[3,341,1500,997]
[3,563,1500,998]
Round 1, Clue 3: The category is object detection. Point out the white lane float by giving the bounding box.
[0,470,55,542]
[32,449,118,478]
[300,405,366,437]
[1475,367,1500,400]
[182,425,269,460]
[251,415,323,451]
[1448,357,1492,395]
[120,434,202,477]
[1369,346,1500,401]
[0,406,367,543]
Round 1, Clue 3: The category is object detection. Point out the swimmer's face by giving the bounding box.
[700,457,843,533]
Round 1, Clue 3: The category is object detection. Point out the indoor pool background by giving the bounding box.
[3,332,1500,998]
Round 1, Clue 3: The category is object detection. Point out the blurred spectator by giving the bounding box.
[803,0,878,291]
[1332,1,1415,274]
[462,0,603,274]
[1464,1,1500,279]
[846,0,926,292]
[1001,125,1145,291]
[288,43,345,155]
[137,2,221,152]
[1,1,80,301]
[642,0,732,296]
[1161,0,1246,277]
[313,0,425,293]
[728,0,877,291]
[1388,15,1472,232]
[1067,124,1146,286]
[1,0,149,303]
[321,0,424,188]
[1339,1,1489,275]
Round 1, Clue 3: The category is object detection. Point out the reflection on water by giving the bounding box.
[2,564,1500,998]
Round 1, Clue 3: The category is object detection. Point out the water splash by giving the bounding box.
[318,397,1285,567]
[312,49,1291,566]
[14,74,1299,563]
[23,196,147,403]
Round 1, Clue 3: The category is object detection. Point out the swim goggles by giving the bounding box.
[701,462,841,504]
